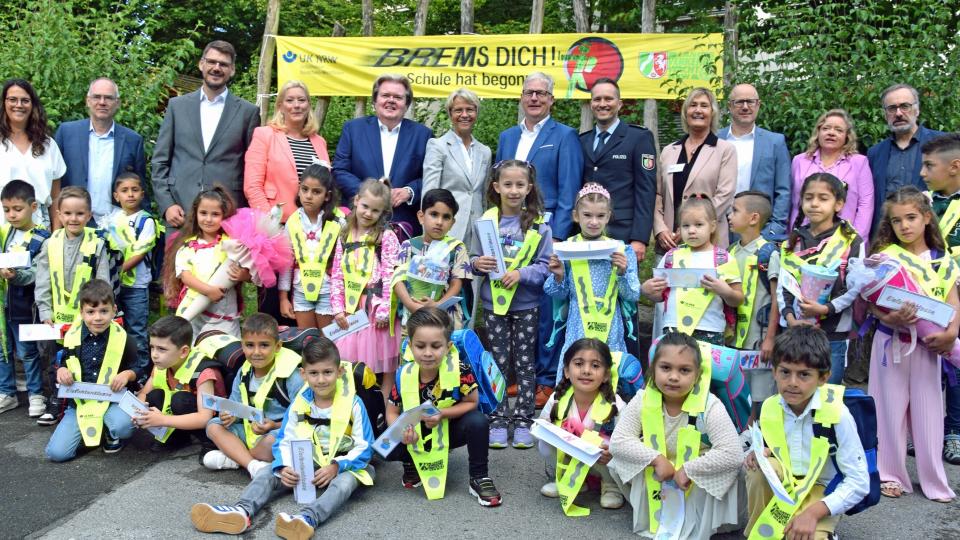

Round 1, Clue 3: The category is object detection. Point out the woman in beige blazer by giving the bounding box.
[654,87,738,249]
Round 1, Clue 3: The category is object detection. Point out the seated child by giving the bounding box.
[745,326,870,540]
[45,279,141,461]
[191,337,374,539]
[386,307,502,506]
[136,315,228,447]
[608,332,742,539]
[537,338,627,514]
[204,313,304,478]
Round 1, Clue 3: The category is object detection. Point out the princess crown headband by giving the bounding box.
[577,182,610,201]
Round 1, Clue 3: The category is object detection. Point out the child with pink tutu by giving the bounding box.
[330,178,401,398]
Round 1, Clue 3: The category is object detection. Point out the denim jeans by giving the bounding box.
[118,287,150,382]
[828,339,848,385]
[237,464,375,524]
[0,321,42,396]
[387,408,490,478]
[45,404,136,462]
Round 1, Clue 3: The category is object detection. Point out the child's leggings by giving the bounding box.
[484,307,538,428]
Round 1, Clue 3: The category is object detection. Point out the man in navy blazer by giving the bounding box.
[333,74,433,234]
[495,72,583,400]
[868,83,945,237]
[718,84,791,239]
[54,77,146,224]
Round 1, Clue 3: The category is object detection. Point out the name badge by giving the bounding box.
[667,163,685,174]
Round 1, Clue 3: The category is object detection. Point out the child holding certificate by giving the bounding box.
[867,186,958,502]
[202,313,304,479]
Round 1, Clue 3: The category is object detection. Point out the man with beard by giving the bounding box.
[152,40,259,227]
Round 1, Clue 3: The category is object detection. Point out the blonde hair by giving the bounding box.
[680,87,721,133]
[804,109,858,157]
[268,80,318,137]
[445,87,480,116]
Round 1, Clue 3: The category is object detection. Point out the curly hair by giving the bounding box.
[871,185,946,255]
[0,79,50,158]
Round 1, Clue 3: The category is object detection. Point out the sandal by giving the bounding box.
[880,481,903,498]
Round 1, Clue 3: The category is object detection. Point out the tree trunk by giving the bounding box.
[356,0,374,118]
[256,0,282,124]
[313,23,346,131]
[641,0,659,149]
[407,0,431,119]
[461,0,474,33]
[572,0,592,132]
[529,0,544,34]
[723,1,738,91]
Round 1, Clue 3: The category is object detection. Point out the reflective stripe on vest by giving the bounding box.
[108,212,163,287]
[287,210,341,302]
[749,384,844,540]
[0,224,45,356]
[238,348,301,449]
[553,381,614,516]
[881,244,958,300]
[64,321,126,447]
[640,340,712,533]
[482,207,544,315]
[399,345,460,499]
[290,361,373,485]
[341,230,376,314]
[938,196,960,243]
[731,239,768,348]
[150,348,207,442]
[779,226,853,283]
[569,234,620,342]
[49,228,100,324]
[175,234,230,319]
[671,246,739,335]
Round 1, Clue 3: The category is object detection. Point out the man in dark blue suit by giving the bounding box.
[868,83,945,238]
[333,74,433,235]
[495,72,583,405]
[54,77,146,224]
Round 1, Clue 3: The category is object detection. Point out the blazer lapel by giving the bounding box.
[595,123,626,165]
[364,117,385,177]
[526,119,555,162]
[750,128,765,183]
[686,143,716,196]
[78,119,90,182]
[206,93,240,155]
[112,127,124,179]
[445,131,470,179]
[280,133,296,169]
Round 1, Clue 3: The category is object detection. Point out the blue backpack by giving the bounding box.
[615,352,644,399]
[813,387,881,515]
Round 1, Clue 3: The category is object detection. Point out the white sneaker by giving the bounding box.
[0,394,17,414]
[247,459,270,479]
[540,481,559,498]
[600,481,624,509]
[28,394,45,417]
[202,450,240,470]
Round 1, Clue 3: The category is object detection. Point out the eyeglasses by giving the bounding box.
[87,94,117,103]
[202,58,233,69]
[522,89,551,98]
[4,97,31,106]
[883,102,916,114]
[730,99,759,108]
[450,106,477,116]
[377,92,406,102]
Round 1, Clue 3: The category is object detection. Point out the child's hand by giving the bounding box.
[418,297,437,308]
[313,463,339,488]
[252,420,273,435]
[887,302,919,328]
[109,371,135,392]
[42,319,53,326]
[473,255,498,274]
[0,268,15,279]
[924,329,958,355]
[205,285,226,303]
[651,454,675,482]
[673,467,691,490]
[656,231,679,251]
[548,254,564,280]
[797,296,829,319]
[785,503,828,540]
[499,270,521,288]
[401,425,419,445]
[279,295,295,320]
[375,316,388,329]
[610,251,628,276]
[227,262,251,283]
[700,274,730,294]
[279,466,300,488]
[56,367,75,386]
[135,407,166,428]
[334,313,349,330]
[761,334,776,361]
[597,441,612,465]
[422,412,442,429]
[744,447,771,470]
[642,277,668,298]
[219,411,236,428]
[785,313,814,327]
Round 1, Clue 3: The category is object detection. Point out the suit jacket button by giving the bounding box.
[594,166,598,171]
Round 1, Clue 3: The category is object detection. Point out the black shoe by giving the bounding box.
[103,434,124,454]
[401,462,421,488]
[36,397,62,426]
[469,477,502,507]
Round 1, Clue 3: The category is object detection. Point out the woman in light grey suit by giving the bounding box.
[422,88,492,246]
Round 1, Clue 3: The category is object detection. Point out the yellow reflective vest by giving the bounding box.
[237,348,301,449]
[48,227,102,324]
[568,234,621,343]
[63,321,126,446]
[287,209,343,302]
[482,207,544,315]
[668,245,740,335]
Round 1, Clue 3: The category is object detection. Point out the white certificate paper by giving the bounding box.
[553,239,622,261]
[653,268,716,288]
[0,251,30,269]
[654,480,685,540]
[201,393,265,423]
[750,424,795,505]
[291,438,316,504]
[19,323,65,341]
[372,402,442,458]
[58,382,124,403]
[322,310,370,342]
[436,295,462,311]
[878,286,956,328]
[118,391,171,440]
[530,418,602,466]
[474,219,506,279]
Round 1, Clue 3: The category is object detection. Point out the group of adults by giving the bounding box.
[0,37,943,399]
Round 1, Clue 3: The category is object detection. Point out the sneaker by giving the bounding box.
[512,425,534,449]
[37,397,61,426]
[190,503,249,534]
[28,394,45,417]
[103,434,124,454]
[944,438,960,465]
[540,481,558,498]
[489,426,508,449]
[247,459,270,479]
[0,394,17,414]
[468,477,502,507]
[202,450,240,470]
[275,512,316,540]
[535,385,554,409]
[600,480,624,509]
[401,461,422,488]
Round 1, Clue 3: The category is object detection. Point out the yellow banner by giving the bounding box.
[275,33,722,100]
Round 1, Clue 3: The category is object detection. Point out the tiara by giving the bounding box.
[577,182,610,201]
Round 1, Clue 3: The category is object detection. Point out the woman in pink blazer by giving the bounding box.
[654,87,738,250]
[244,80,330,223]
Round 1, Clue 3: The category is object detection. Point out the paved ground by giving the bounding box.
[2,392,960,540]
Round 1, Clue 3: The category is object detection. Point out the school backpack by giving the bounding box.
[813,387,881,515]
[615,351,644,400]
[278,326,322,353]
[194,331,245,392]
[347,360,387,437]
[131,212,166,290]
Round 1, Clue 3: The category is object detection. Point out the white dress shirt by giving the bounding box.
[200,88,228,152]
[515,116,549,161]
[593,118,620,152]
[727,125,756,194]
[378,119,401,179]
[87,122,115,220]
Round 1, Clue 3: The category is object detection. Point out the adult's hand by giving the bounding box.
[630,241,647,264]
[391,187,411,207]
[165,204,185,227]
[656,231,678,251]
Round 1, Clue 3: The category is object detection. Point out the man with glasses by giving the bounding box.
[333,74,433,235]
[54,77,146,225]
[717,83,791,239]
[867,83,945,237]
[152,40,259,227]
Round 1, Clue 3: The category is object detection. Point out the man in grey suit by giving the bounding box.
[152,40,259,227]
[718,83,792,239]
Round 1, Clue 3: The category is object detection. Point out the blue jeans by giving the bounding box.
[118,287,150,382]
[828,339,848,385]
[45,404,136,462]
[0,320,42,396]
[237,463,374,524]
[945,367,960,437]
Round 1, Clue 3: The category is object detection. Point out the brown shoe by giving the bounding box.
[507,384,518,397]
[535,385,554,409]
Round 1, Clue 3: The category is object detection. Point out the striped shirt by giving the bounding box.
[287,136,318,177]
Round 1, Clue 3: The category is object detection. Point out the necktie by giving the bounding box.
[595,131,610,159]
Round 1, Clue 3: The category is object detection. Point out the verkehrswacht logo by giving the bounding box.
[562,37,624,98]
[282,51,297,63]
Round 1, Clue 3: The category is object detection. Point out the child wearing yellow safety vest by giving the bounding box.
[191,337,374,539]
[536,338,627,515]
[775,173,863,385]
[544,183,640,384]
[136,316,228,448]
[204,313,305,479]
[393,188,471,333]
[608,332,742,539]
[386,307,502,506]
[44,280,140,462]
[105,172,162,382]
[726,191,781,423]
[745,326,870,540]
[470,160,552,450]
[278,164,345,330]
[866,187,958,502]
